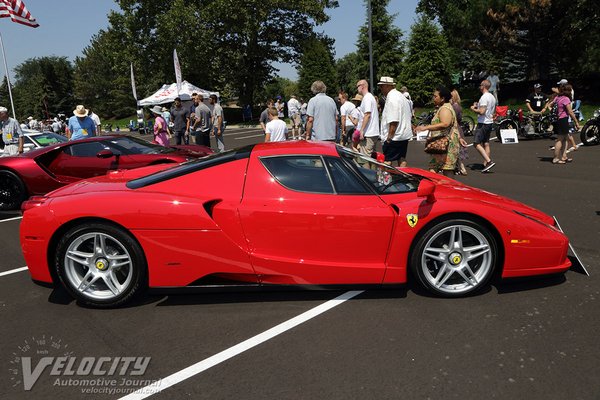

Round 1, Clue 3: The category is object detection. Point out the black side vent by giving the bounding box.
[203,199,222,219]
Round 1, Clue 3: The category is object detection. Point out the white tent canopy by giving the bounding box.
[138,81,219,106]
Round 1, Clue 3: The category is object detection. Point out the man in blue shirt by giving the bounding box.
[68,105,96,141]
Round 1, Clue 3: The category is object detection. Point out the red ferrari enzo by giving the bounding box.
[20,142,571,307]
[0,135,212,210]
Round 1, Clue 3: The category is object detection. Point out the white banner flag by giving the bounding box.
[173,49,182,94]
[130,63,137,101]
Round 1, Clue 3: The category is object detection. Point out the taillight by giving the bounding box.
[21,196,48,212]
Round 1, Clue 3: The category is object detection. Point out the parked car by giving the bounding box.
[22,130,69,151]
[20,142,571,307]
[0,134,212,210]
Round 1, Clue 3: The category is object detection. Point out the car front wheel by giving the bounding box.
[0,170,27,210]
[411,219,497,297]
[55,223,147,307]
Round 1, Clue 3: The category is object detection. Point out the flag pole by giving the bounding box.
[0,31,16,119]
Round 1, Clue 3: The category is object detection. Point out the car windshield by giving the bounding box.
[337,147,421,194]
[29,132,68,146]
[104,136,176,155]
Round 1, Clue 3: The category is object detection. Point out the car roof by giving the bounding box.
[20,134,132,157]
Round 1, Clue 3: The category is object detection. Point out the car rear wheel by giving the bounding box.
[55,223,147,308]
[0,170,27,211]
[410,219,497,297]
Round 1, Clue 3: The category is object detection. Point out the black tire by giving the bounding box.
[461,115,476,136]
[580,120,600,146]
[538,116,554,136]
[494,119,518,141]
[0,170,27,211]
[55,223,147,308]
[410,219,498,297]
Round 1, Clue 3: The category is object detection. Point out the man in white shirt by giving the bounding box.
[287,95,301,139]
[338,91,356,147]
[356,79,380,157]
[378,77,413,167]
[470,79,497,173]
[265,108,288,142]
[89,109,101,134]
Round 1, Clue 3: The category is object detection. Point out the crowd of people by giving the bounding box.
[1,77,584,171]
[260,77,483,175]
[258,76,584,175]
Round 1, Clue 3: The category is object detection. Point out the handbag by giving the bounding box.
[424,134,449,154]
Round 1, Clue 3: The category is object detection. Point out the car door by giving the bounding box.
[49,141,132,179]
[238,154,396,285]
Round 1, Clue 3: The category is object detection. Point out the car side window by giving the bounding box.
[324,157,369,194]
[261,156,334,194]
[67,142,110,157]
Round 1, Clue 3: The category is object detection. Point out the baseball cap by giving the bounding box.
[533,83,542,88]
[557,79,568,85]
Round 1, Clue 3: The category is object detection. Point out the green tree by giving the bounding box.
[356,0,405,91]
[12,56,74,120]
[399,16,452,106]
[297,37,337,101]
[75,0,338,117]
[417,0,600,81]
[255,77,299,105]
[335,52,363,97]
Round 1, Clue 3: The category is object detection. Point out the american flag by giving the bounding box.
[0,0,39,28]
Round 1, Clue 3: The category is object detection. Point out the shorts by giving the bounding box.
[291,113,301,128]
[555,118,570,136]
[359,136,378,157]
[473,123,493,144]
[382,139,409,161]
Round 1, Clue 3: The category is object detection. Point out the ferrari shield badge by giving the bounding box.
[407,214,418,228]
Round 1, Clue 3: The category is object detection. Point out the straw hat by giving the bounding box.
[73,105,88,117]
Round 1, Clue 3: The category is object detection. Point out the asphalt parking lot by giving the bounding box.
[1,127,599,400]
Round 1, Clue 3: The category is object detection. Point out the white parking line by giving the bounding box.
[0,216,22,223]
[0,266,28,277]
[235,134,265,140]
[119,290,364,399]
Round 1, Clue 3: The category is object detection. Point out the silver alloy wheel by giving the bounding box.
[63,232,133,301]
[420,224,492,295]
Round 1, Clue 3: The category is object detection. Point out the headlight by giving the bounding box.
[593,110,599,118]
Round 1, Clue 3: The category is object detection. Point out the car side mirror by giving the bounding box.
[96,149,115,159]
[417,179,436,203]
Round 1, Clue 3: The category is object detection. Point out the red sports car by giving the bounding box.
[20,142,571,307]
[0,135,212,210]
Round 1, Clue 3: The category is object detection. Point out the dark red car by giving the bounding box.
[0,135,212,210]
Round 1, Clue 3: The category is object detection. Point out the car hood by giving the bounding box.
[46,164,176,198]
[406,169,555,226]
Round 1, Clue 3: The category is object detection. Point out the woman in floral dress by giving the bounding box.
[415,86,460,176]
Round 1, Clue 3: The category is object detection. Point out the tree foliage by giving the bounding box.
[12,56,74,120]
[399,16,451,106]
[356,0,405,90]
[73,0,338,118]
[297,37,337,100]
[335,51,363,97]
[417,0,600,81]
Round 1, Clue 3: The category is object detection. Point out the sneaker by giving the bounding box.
[482,161,496,173]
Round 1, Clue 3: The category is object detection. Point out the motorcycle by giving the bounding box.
[580,108,600,146]
[494,108,555,140]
